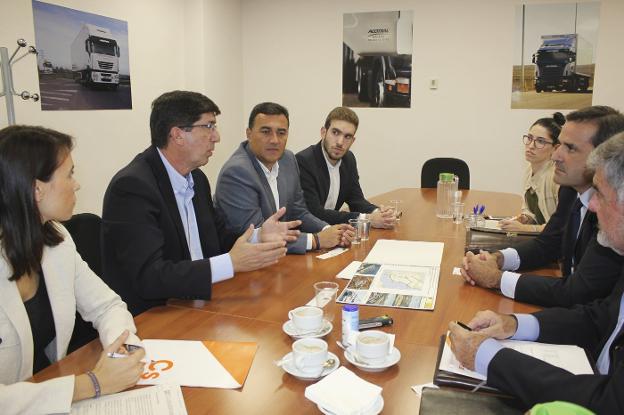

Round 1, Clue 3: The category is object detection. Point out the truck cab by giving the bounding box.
[71,24,120,89]
[532,34,590,93]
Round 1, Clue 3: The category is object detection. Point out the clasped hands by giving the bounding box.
[460,250,504,289]
[369,205,397,229]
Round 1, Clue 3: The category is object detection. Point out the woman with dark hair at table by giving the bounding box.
[500,112,564,232]
[0,125,145,414]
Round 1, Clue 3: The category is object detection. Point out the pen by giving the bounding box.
[456,321,472,331]
[107,352,128,358]
[107,344,143,358]
[478,205,485,215]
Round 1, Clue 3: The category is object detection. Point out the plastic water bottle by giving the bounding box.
[341,304,359,346]
[436,173,458,218]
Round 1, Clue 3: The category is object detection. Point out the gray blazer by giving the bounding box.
[215,141,327,253]
[0,224,140,414]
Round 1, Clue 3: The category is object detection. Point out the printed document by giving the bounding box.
[71,384,187,415]
[336,240,443,310]
[440,335,594,381]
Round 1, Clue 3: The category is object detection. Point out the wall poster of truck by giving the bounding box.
[342,10,413,108]
[32,0,132,111]
[511,2,600,110]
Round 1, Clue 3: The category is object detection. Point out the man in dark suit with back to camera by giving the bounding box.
[296,107,395,227]
[214,102,354,254]
[449,132,624,413]
[102,91,301,316]
[461,106,624,307]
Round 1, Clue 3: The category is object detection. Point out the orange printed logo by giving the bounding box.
[140,359,174,380]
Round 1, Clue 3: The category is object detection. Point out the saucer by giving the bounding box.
[344,346,401,372]
[282,319,332,339]
[318,395,384,415]
[280,351,340,380]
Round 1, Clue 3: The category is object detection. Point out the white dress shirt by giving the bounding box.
[322,146,342,210]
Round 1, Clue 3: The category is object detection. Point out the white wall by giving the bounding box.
[1,0,623,215]
[240,0,624,199]
[0,0,242,214]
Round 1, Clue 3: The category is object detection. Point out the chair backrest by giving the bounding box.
[61,213,102,353]
[421,158,470,190]
[62,213,103,276]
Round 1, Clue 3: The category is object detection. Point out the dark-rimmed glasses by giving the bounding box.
[522,134,554,149]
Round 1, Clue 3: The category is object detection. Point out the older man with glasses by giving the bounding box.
[461,106,624,308]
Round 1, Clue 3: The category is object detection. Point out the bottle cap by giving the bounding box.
[343,304,358,311]
[439,172,454,182]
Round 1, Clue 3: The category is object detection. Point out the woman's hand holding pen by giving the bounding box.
[92,330,146,395]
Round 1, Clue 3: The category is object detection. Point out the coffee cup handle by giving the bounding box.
[288,310,294,321]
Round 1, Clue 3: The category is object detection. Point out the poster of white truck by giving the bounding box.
[70,24,120,90]
[342,10,413,108]
[31,0,132,110]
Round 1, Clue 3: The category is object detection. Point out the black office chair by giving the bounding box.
[421,157,470,190]
[62,213,101,352]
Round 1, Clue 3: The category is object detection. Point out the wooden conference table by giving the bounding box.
[34,188,549,414]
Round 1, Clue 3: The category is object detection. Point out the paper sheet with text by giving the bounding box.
[71,384,187,415]
[440,334,594,381]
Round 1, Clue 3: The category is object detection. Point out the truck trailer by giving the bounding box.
[532,33,591,93]
[70,23,120,89]
[343,11,412,107]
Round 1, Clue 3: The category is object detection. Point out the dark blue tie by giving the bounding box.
[569,197,583,245]
[568,197,583,269]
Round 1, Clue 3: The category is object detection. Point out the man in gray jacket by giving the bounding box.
[215,102,353,254]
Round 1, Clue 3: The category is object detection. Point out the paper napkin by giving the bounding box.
[305,367,382,415]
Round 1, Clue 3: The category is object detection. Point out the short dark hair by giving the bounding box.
[324,107,359,131]
[566,105,624,147]
[248,102,289,129]
[150,91,221,148]
[0,125,74,281]
[532,112,565,144]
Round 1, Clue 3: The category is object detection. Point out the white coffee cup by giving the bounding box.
[356,330,391,363]
[288,306,323,331]
[292,338,328,373]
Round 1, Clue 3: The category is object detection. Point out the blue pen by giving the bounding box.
[479,205,485,215]
[473,205,478,215]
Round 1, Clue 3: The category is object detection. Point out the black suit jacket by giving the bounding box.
[509,186,623,307]
[487,266,624,413]
[514,186,593,275]
[296,142,377,224]
[101,146,238,316]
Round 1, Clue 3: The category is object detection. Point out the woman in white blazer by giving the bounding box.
[0,126,146,414]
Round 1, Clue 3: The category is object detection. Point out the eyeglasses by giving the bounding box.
[522,134,554,149]
[178,122,217,132]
